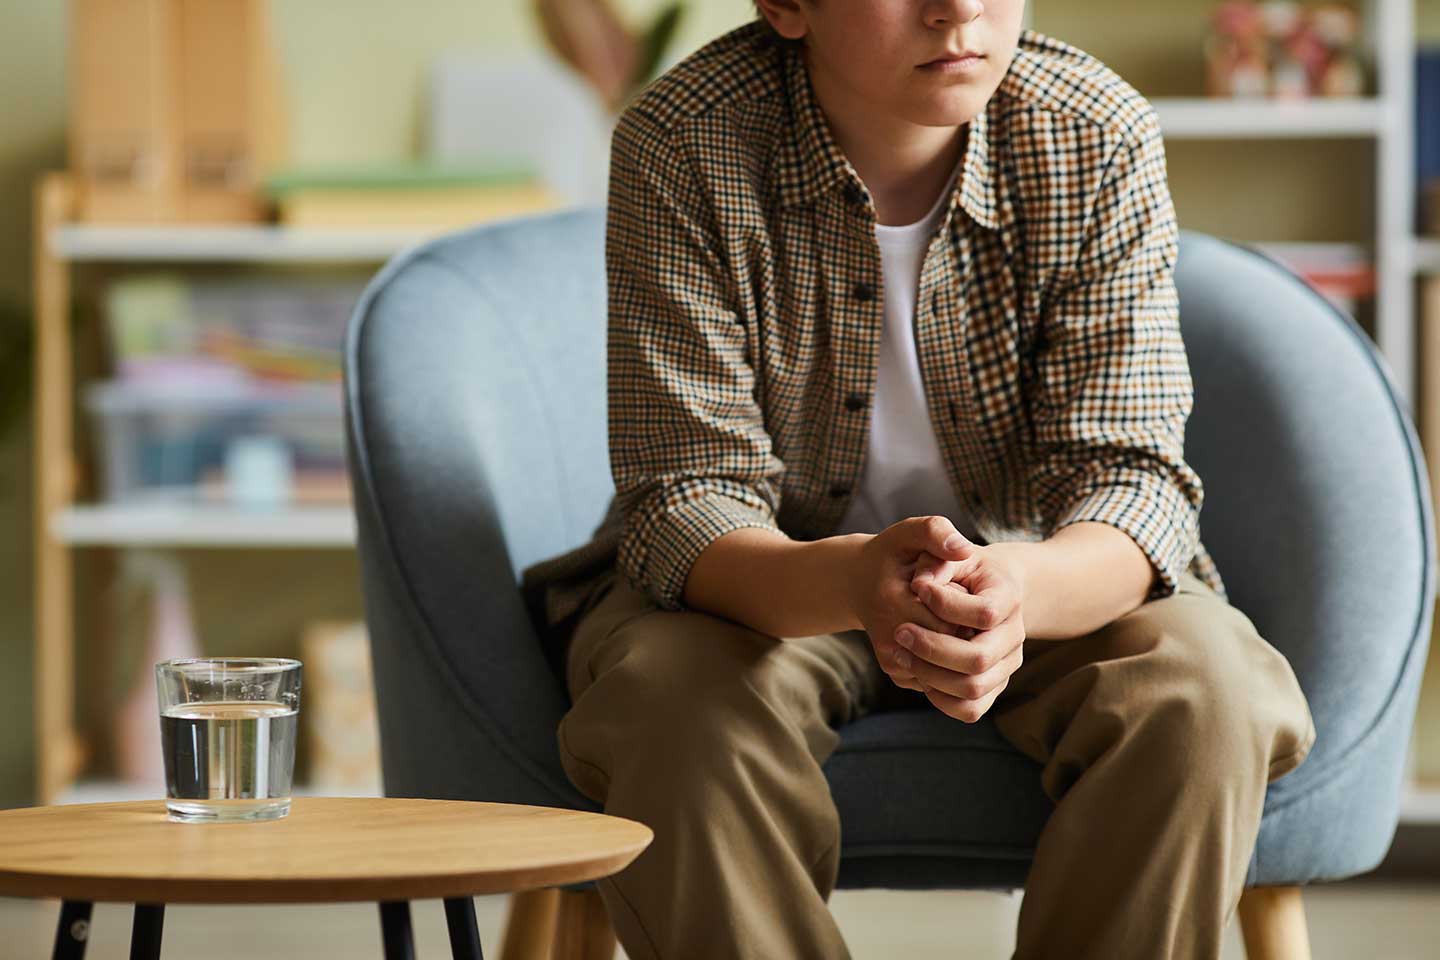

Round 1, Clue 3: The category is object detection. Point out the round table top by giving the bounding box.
[0,797,652,904]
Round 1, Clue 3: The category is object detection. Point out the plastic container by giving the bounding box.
[85,378,346,506]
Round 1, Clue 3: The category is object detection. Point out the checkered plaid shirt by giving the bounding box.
[601,20,1226,613]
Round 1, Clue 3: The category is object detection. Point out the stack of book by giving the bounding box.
[264,163,559,230]
[1419,47,1440,235]
[91,273,361,507]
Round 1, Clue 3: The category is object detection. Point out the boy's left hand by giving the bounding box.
[896,540,1027,723]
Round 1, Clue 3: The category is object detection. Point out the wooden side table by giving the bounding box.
[0,797,651,959]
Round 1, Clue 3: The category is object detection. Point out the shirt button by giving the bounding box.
[843,392,867,412]
[852,282,875,302]
[828,485,850,498]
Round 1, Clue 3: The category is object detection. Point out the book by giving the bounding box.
[264,163,559,228]
[1417,47,1440,235]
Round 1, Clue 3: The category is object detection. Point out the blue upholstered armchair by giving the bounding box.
[343,207,1435,960]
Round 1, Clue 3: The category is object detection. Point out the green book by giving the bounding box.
[264,161,538,197]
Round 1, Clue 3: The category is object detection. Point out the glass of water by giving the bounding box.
[155,658,302,823]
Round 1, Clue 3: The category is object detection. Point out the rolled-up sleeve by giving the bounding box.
[605,106,787,611]
[1025,107,1203,602]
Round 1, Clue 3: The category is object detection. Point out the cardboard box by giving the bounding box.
[69,0,287,224]
[300,621,382,794]
[176,0,287,222]
[69,0,183,221]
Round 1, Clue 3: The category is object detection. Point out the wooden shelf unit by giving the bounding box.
[30,173,440,803]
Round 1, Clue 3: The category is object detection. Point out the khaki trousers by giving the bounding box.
[555,566,1317,960]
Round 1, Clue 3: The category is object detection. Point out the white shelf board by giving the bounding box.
[50,224,440,263]
[1399,783,1440,826]
[1417,238,1440,276]
[1150,97,1390,139]
[52,503,357,547]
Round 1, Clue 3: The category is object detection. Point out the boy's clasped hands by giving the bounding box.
[848,516,1028,723]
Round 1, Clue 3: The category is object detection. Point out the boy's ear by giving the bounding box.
[755,0,810,42]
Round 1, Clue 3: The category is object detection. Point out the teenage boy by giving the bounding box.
[521,1,1318,957]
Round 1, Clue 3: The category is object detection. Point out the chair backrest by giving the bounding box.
[1174,234,1433,784]
[346,209,1433,803]
[345,207,613,804]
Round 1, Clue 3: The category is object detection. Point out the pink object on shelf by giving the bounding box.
[114,552,202,788]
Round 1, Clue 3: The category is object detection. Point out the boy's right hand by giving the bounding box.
[846,516,980,692]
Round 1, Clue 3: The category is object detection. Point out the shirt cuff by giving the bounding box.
[1048,466,1199,602]
[618,488,786,611]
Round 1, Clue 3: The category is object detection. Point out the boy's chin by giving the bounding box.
[900,98,988,129]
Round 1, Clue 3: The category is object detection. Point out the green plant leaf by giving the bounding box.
[633,1,686,91]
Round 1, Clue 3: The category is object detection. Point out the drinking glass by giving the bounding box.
[155,657,302,822]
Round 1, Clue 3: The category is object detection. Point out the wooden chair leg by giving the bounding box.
[499,888,560,960]
[551,887,616,960]
[1238,885,1312,960]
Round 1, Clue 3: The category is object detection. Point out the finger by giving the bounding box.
[913,579,1014,632]
[912,552,980,588]
[874,637,922,687]
[895,616,1021,675]
[897,516,980,564]
[904,597,970,639]
[909,578,978,640]
[903,642,1022,702]
[892,674,927,692]
[911,551,955,585]
[893,578,970,639]
[924,674,1009,723]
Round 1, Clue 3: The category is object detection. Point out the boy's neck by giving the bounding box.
[805,48,968,228]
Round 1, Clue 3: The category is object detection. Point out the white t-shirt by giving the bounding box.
[833,162,979,541]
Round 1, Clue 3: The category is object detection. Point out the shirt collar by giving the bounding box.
[772,41,1001,232]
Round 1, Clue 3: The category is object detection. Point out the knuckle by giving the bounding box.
[959,677,986,700]
[909,632,934,659]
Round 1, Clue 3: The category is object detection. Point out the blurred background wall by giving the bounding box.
[2,0,1438,808]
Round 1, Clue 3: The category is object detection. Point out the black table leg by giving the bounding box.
[52,900,93,960]
[129,903,165,960]
[378,900,415,960]
[443,897,484,960]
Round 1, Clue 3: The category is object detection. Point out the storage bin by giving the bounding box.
[85,378,347,506]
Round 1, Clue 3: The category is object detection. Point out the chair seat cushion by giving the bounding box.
[824,707,1053,872]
